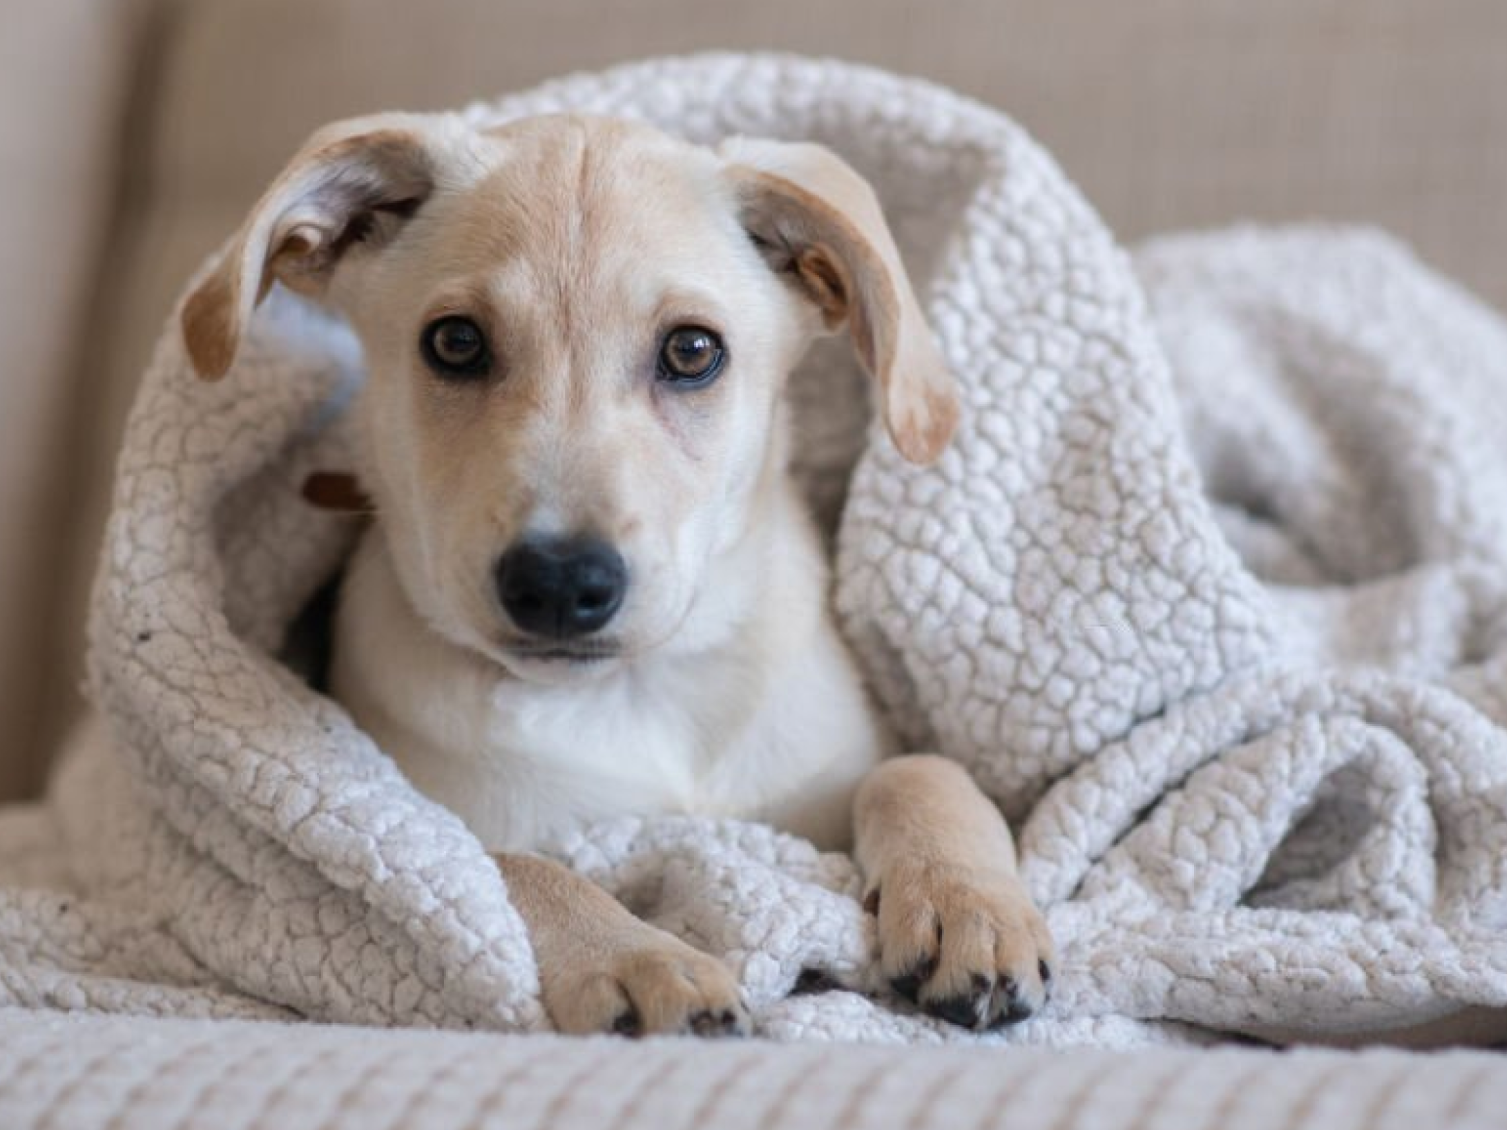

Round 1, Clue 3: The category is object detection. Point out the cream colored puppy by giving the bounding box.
[182,111,1053,1036]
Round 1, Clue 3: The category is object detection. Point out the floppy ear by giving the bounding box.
[719,138,959,465]
[181,121,434,380]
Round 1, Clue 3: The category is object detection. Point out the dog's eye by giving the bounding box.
[657,326,725,386]
[422,316,491,378]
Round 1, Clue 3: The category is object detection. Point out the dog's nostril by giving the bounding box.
[577,586,612,612]
[496,536,627,640]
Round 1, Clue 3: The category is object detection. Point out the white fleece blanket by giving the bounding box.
[3,53,1507,1048]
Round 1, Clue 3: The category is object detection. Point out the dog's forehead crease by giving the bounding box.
[449,117,732,270]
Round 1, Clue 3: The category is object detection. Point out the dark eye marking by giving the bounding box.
[656,326,726,388]
[421,315,491,379]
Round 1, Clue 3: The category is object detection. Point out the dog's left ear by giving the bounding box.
[181,118,435,380]
[719,138,959,465]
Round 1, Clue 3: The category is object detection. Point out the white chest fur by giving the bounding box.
[330,532,885,853]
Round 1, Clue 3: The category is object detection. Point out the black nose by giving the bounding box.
[495,536,627,639]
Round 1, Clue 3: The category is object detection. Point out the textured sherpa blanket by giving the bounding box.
[3,53,1507,1048]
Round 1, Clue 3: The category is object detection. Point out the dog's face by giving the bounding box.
[183,113,956,682]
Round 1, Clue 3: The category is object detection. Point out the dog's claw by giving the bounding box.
[924,991,986,1029]
[988,976,1041,1028]
[890,952,937,1003]
[689,1006,748,1038]
[611,1005,642,1037]
[873,863,1053,1031]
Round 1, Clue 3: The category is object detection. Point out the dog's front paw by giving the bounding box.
[541,928,750,1038]
[868,863,1054,1030]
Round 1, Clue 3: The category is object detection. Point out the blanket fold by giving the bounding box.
[2,53,1505,1047]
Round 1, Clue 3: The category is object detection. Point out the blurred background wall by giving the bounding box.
[2,0,1504,800]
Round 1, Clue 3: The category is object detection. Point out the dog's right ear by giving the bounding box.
[181,120,434,380]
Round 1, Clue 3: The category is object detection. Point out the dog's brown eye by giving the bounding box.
[422,316,490,378]
[657,326,725,386]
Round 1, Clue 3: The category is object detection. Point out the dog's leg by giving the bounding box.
[854,754,1054,1029]
[495,853,749,1037]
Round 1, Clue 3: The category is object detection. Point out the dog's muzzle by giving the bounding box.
[495,535,627,640]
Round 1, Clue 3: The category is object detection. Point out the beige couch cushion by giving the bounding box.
[0,0,148,798]
[15,0,1507,793]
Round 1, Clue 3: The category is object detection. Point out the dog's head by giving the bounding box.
[183,112,956,681]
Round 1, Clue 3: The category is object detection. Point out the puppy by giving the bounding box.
[181,111,1054,1036]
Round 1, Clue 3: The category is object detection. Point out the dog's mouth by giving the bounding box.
[503,641,622,665]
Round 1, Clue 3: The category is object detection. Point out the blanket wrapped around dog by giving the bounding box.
[3,52,1507,1047]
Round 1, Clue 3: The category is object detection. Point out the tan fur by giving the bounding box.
[184,111,1050,1036]
[496,854,748,1035]
[856,756,1055,1027]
